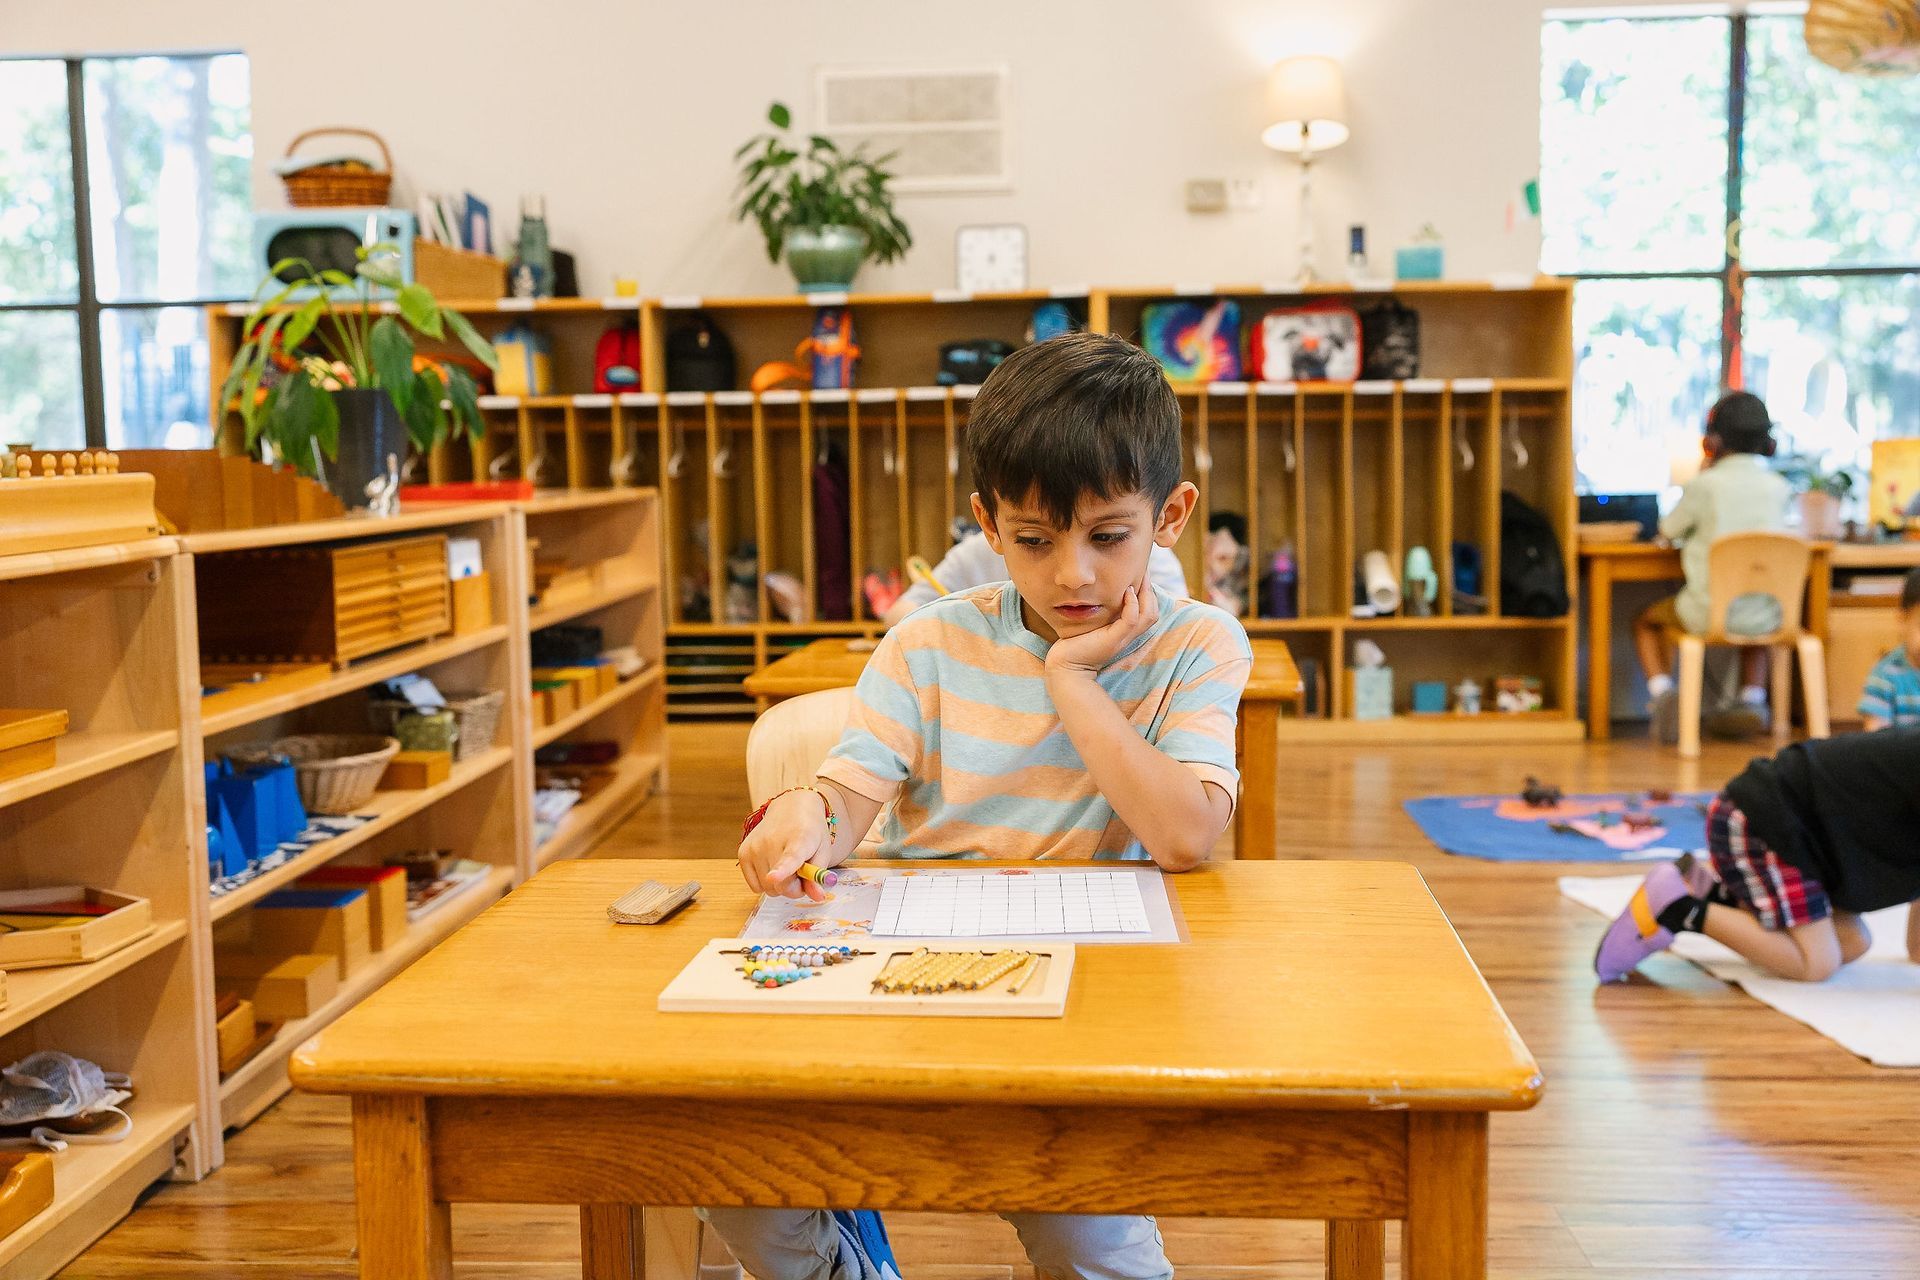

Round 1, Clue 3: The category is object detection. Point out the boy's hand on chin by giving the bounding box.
[1045,582,1159,677]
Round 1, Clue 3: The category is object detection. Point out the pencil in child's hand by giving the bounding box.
[795,862,839,889]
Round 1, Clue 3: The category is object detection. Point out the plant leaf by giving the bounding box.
[440,307,498,369]
[443,365,483,442]
[768,101,791,129]
[395,284,444,338]
[280,296,327,350]
[370,315,416,411]
[313,383,341,461]
[402,369,444,453]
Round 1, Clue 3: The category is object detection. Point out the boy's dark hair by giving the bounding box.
[1902,566,1920,612]
[966,332,1181,527]
[1707,390,1775,455]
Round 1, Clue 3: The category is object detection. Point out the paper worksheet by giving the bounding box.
[740,865,1183,944]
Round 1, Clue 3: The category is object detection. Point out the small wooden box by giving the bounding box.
[0,709,67,785]
[450,570,493,635]
[196,534,452,667]
[215,993,257,1074]
[298,865,408,951]
[249,887,372,979]
[0,885,153,970]
[0,1151,55,1241]
[535,679,577,721]
[0,472,158,556]
[214,950,339,1020]
[382,750,451,790]
[414,237,506,299]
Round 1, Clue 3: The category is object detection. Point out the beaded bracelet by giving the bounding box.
[741,784,840,843]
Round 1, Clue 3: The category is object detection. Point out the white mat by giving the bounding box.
[1562,875,1920,1067]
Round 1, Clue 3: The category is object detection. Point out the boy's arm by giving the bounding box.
[1659,477,1705,544]
[738,780,884,901]
[1045,586,1242,871]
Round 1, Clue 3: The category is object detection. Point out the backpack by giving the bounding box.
[1355,299,1420,380]
[593,323,642,393]
[665,312,736,392]
[1498,490,1570,617]
[1250,304,1360,382]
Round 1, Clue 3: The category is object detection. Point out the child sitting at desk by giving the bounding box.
[1633,391,1790,743]
[879,530,1189,626]
[725,332,1252,1280]
[1858,567,1920,730]
[1595,727,1920,983]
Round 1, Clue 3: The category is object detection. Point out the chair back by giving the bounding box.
[1705,530,1811,642]
[744,687,885,849]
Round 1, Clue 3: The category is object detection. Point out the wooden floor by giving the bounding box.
[58,724,1920,1278]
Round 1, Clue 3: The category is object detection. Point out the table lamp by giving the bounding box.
[1262,56,1350,287]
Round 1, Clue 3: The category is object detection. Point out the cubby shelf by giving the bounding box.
[534,666,663,749]
[528,575,658,631]
[0,728,180,812]
[220,864,514,1131]
[0,922,188,1041]
[535,749,664,870]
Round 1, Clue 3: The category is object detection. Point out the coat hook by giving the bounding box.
[666,424,687,479]
[1454,412,1476,473]
[1506,407,1528,470]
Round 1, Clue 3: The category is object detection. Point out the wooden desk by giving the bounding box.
[293,858,1540,1280]
[744,638,1304,860]
[1579,541,1832,741]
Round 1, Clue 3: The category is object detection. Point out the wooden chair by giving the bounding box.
[745,687,886,849]
[1673,531,1831,759]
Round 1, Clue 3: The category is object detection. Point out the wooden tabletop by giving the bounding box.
[745,637,1305,703]
[292,858,1540,1112]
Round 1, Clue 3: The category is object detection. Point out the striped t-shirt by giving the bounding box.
[1858,648,1920,727]
[819,582,1252,860]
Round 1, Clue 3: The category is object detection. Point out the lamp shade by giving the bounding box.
[1262,55,1350,153]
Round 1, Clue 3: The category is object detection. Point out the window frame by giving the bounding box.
[0,53,249,448]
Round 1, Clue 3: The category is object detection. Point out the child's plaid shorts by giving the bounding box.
[1705,794,1831,931]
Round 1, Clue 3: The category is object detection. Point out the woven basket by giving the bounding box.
[233,734,399,815]
[367,690,504,762]
[281,127,393,208]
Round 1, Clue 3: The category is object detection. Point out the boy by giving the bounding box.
[1595,726,1920,984]
[1858,567,1920,730]
[879,528,1188,626]
[727,332,1252,1280]
[1633,391,1790,744]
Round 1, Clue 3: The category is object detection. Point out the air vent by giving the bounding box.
[814,66,1011,192]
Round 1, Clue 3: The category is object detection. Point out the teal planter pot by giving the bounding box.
[786,225,868,294]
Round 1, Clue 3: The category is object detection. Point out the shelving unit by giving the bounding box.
[0,486,664,1276]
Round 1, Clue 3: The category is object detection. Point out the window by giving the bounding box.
[0,53,251,449]
[1542,10,1920,497]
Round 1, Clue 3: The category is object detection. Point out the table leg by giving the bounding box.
[1585,557,1613,741]
[1403,1112,1488,1280]
[1325,1219,1385,1280]
[351,1095,451,1280]
[582,1204,646,1280]
[1235,700,1280,860]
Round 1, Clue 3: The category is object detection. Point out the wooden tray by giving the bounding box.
[0,885,154,970]
[658,939,1074,1018]
[200,661,333,718]
[0,1151,53,1241]
[0,709,67,785]
[0,474,158,556]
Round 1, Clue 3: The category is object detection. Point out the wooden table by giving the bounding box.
[292,858,1540,1280]
[1579,541,1832,741]
[743,638,1304,859]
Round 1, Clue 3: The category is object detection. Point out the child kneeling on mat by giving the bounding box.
[721,331,1253,1280]
[1596,726,1920,983]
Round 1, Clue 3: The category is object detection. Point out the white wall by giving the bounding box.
[1,0,1673,298]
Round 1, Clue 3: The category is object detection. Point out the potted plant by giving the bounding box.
[1777,452,1855,539]
[733,101,912,294]
[220,245,498,512]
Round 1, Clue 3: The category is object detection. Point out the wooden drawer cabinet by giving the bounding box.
[196,534,452,666]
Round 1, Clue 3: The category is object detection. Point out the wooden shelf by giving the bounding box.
[0,536,175,584]
[0,729,179,812]
[0,921,187,1040]
[1342,615,1572,631]
[0,1099,196,1275]
[179,502,507,554]
[200,625,510,737]
[533,667,662,749]
[536,750,663,869]
[219,864,513,1130]
[529,576,658,630]
[522,487,657,516]
[1275,714,1583,744]
[209,745,513,922]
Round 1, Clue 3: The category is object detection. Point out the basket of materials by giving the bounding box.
[367,690,504,762]
[279,127,393,207]
[232,734,400,814]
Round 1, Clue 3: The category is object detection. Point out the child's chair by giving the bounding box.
[1671,530,1831,759]
[744,687,887,848]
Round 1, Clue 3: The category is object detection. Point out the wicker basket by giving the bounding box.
[368,690,505,762]
[233,734,400,815]
[281,127,393,208]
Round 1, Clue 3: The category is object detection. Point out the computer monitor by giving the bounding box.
[1578,493,1659,540]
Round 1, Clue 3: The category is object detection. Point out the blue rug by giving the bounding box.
[1403,789,1714,863]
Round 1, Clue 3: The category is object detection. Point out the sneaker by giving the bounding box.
[831,1211,904,1280]
[1648,688,1680,745]
[1594,863,1692,983]
[1705,700,1768,740]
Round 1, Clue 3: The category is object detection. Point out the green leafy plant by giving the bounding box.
[1776,452,1857,499]
[219,245,498,473]
[732,101,912,265]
